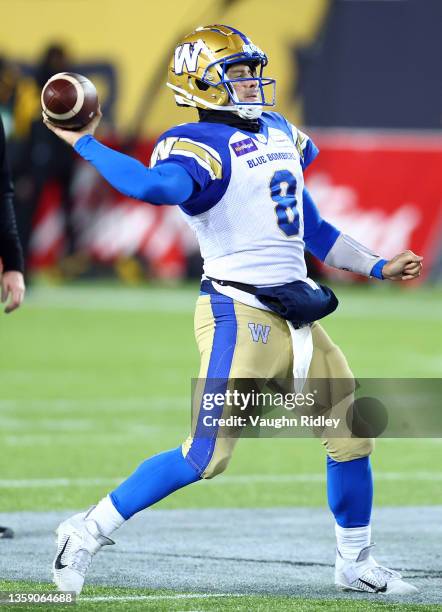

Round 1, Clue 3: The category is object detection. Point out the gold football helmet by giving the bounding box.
[167,24,276,119]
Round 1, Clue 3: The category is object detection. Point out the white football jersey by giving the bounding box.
[150,112,319,288]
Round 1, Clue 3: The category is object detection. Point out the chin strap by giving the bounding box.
[236,105,263,120]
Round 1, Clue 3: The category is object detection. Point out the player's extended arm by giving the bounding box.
[303,188,423,281]
[302,188,385,278]
[42,111,195,205]
[74,136,195,205]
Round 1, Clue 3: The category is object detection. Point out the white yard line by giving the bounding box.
[0,471,440,489]
[0,397,187,411]
[0,478,121,488]
[80,593,245,602]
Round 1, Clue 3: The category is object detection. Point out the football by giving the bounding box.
[41,72,98,130]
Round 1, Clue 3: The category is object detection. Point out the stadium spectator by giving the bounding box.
[0,55,20,137]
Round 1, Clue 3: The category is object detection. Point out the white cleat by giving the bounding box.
[335,545,418,594]
[53,509,114,595]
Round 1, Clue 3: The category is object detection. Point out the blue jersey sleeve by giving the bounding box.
[150,135,221,193]
[303,187,340,260]
[74,135,195,205]
[150,123,232,216]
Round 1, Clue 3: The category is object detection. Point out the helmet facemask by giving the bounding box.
[210,58,275,119]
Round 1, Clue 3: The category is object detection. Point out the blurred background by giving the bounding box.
[1,0,441,284]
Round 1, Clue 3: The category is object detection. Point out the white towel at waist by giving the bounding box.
[287,322,313,394]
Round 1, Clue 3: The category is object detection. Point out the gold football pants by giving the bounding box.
[182,294,373,478]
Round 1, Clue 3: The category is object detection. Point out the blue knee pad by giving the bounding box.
[326,455,373,527]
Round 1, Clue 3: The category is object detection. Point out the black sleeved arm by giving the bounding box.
[0,118,24,273]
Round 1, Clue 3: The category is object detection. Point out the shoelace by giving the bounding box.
[357,564,402,591]
[375,565,402,579]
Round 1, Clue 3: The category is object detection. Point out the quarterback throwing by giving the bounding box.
[44,24,422,596]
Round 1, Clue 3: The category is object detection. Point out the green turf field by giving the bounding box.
[0,580,439,611]
[0,282,441,609]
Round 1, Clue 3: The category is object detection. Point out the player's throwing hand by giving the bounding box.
[42,106,103,148]
[382,250,423,281]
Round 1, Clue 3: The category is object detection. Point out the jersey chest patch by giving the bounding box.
[230,137,258,157]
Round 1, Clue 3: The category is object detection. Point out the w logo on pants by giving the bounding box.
[248,323,271,344]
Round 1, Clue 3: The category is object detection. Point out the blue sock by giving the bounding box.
[326,456,373,527]
[110,447,200,519]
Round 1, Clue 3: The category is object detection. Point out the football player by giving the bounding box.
[44,25,422,596]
